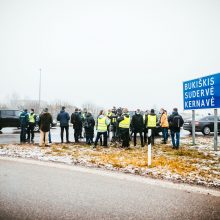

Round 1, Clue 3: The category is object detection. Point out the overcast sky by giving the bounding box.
[0,0,220,111]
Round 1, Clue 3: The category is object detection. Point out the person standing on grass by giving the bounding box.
[160,109,169,144]
[57,106,70,143]
[19,109,29,143]
[38,108,53,147]
[84,112,95,145]
[131,109,144,147]
[168,108,184,149]
[146,109,157,146]
[143,110,149,145]
[71,108,82,143]
[117,108,131,148]
[93,110,110,148]
[27,108,37,143]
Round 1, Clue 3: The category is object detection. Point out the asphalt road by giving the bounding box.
[0,158,220,220]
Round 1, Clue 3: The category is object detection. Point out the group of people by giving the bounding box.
[19,108,52,146]
[19,106,184,149]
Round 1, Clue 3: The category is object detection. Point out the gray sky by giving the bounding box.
[0,0,220,111]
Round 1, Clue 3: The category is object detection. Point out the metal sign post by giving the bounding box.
[192,110,196,145]
[214,109,218,151]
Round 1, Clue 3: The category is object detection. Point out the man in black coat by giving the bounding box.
[71,108,82,143]
[84,112,95,145]
[131,109,144,147]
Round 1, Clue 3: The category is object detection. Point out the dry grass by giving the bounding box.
[46,143,219,179]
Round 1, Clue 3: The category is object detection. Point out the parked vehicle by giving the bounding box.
[0,110,21,130]
[183,115,220,135]
[0,110,57,132]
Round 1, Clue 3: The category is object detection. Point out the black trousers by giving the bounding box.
[144,127,148,144]
[20,125,27,142]
[120,128,130,147]
[74,128,81,142]
[94,131,108,147]
[133,131,144,147]
[61,126,69,142]
[27,123,35,141]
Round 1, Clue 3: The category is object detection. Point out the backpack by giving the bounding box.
[172,115,183,128]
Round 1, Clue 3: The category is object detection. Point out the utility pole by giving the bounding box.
[38,68,42,113]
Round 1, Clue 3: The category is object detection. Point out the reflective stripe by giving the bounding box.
[119,116,130,129]
[29,114,36,123]
[97,117,107,131]
[147,115,156,127]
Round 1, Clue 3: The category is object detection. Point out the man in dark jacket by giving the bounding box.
[19,109,29,143]
[57,106,70,143]
[71,108,82,143]
[131,109,144,147]
[38,108,53,147]
[168,108,184,149]
[84,112,95,145]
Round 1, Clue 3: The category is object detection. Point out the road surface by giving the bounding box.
[0,158,220,220]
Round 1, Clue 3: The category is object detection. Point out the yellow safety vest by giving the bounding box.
[119,116,130,129]
[97,117,107,132]
[29,113,36,123]
[107,112,116,123]
[147,115,157,127]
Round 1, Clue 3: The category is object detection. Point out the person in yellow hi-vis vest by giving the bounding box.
[146,109,158,146]
[93,110,110,148]
[27,108,37,143]
[117,108,130,148]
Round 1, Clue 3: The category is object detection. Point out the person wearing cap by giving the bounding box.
[117,108,130,148]
[71,108,82,143]
[146,109,158,146]
[19,109,29,143]
[27,108,37,143]
[57,106,70,143]
[38,108,53,147]
[131,109,144,147]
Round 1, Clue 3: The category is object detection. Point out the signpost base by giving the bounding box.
[214,109,218,151]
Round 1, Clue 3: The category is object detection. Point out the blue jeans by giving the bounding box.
[48,131,52,143]
[171,130,180,148]
[162,128,168,142]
